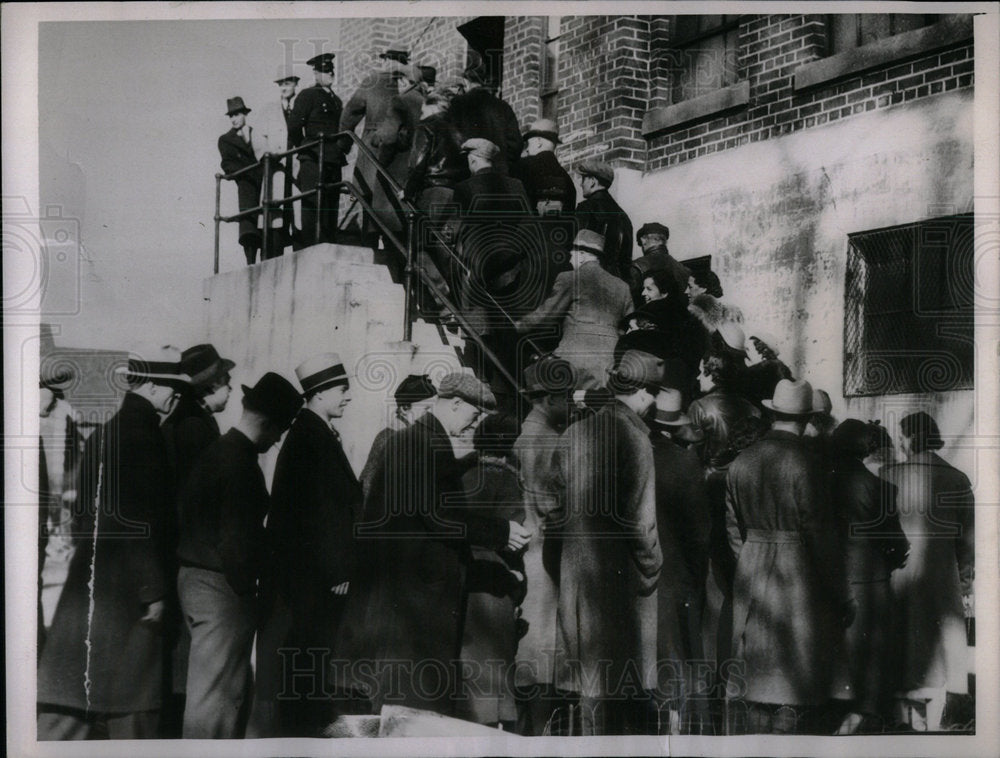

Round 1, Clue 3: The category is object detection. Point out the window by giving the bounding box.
[669,15,740,104]
[843,214,974,397]
[540,17,562,121]
[827,14,940,55]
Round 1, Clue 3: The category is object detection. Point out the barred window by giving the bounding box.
[843,214,974,397]
[669,15,741,104]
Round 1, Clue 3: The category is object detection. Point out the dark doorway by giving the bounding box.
[458,16,505,90]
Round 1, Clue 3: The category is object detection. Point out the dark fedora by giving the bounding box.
[394,374,436,406]
[180,343,235,388]
[241,372,303,428]
[225,96,251,116]
[524,118,561,145]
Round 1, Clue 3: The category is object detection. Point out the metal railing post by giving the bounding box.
[213,173,222,274]
[260,153,272,260]
[316,133,325,243]
[403,209,416,341]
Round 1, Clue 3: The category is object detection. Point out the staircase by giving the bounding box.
[201,242,465,478]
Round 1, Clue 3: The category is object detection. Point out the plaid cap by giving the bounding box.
[577,159,614,186]
[437,371,497,411]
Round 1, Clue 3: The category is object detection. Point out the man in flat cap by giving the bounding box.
[630,222,691,308]
[256,64,302,258]
[218,96,264,265]
[334,372,531,717]
[516,229,633,382]
[575,159,634,280]
[289,53,345,247]
[453,138,532,406]
[265,353,362,736]
[38,347,191,739]
[448,52,523,174]
[176,372,302,738]
[552,349,664,735]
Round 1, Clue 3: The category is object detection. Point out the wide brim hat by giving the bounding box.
[114,346,192,384]
[241,372,303,428]
[717,320,747,354]
[652,388,690,427]
[225,96,251,116]
[762,378,816,416]
[523,118,561,144]
[437,371,497,412]
[180,343,235,387]
[295,352,351,396]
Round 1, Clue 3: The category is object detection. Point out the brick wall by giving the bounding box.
[645,14,974,170]
[503,17,546,125]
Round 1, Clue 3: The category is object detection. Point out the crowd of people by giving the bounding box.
[35,39,975,742]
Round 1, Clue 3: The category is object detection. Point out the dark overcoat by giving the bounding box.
[650,433,711,698]
[831,456,907,715]
[511,150,577,212]
[267,408,362,645]
[725,429,849,706]
[883,451,974,695]
[447,85,523,170]
[553,401,662,697]
[218,127,263,242]
[512,406,564,688]
[575,189,633,278]
[162,392,220,494]
[333,412,509,716]
[38,393,172,713]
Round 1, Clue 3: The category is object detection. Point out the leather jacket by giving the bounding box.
[403,113,467,200]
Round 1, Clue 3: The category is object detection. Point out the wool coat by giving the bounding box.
[831,455,908,715]
[456,456,525,726]
[447,85,523,171]
[882,451,974,696]
[575,189,633,278]
[38,392,172,713]
[162,392,221,493]
[267,408,362,645]
[725,429,850,706]
[333,412,510,716]
[511,150,577,212]
[517,260,633,382]
[218,127,263,243]
[553,400,662,698]
[512,405,565,688]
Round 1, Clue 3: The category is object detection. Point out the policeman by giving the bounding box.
[288,52,345,247]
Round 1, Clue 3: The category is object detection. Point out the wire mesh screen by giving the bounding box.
[843,214,974,397]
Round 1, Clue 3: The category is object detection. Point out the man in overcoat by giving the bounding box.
[255,64,300,258]
[218,96,263,265]
[515,229,633,383]
[37,347,191,739]
[332,372,531,717]
[552,349,664,735]
[266,353,362,736]
[448,56,523,173]
[574,159,633,279]
[724,379,853,734]
[176,373,302,738]
[511,118,576,213]
[289,53,344,247]
[512,356,576,735]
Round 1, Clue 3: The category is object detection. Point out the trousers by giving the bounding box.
[177,566,257,738]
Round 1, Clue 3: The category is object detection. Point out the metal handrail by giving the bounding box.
[214,129,546,401]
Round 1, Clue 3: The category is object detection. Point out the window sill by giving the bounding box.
[793,15,973,92]
[642,80,749,137]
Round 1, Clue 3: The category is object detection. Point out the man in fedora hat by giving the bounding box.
[264,353,362,736]
[333,371,531,717]
[255,64,302,259]
[648,387,712,733]
[511,118,576,213]
[511,355,582,734]
[575,158,634,280]
[38,347,191,739]
[159,343,235,734]
[218,96,264,265]
[175,372,301,738]
[516,228,633,382]
[289,53,344,248]
[723,378,853,734]
[552,348,663,735]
